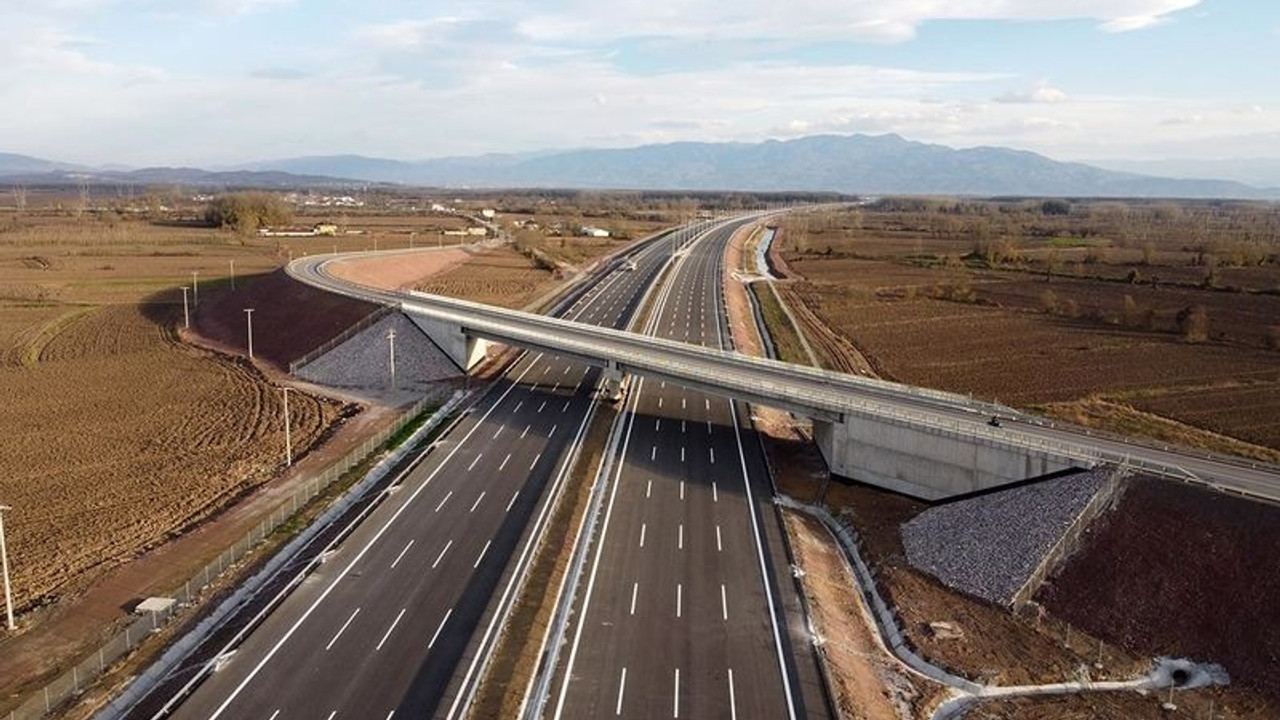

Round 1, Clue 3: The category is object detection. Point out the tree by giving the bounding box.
[204,192,293,233]
[1176,305,1209,342]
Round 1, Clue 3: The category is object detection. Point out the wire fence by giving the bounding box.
[288,304,396,373]
[5,393,439,720]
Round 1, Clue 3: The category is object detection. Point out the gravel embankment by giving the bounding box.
[901,469,1108,606]
[296,312,458,390]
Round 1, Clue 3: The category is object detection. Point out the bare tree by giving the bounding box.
[11,185,27,215]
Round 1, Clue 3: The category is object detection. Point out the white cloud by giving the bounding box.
[995,82,1069,104]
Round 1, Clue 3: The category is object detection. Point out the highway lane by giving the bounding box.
[550,220,830,720]
[156,234,680,720]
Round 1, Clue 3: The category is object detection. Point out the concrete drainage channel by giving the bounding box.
[778,497,1230,719]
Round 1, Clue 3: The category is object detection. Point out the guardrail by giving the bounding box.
[4,394,446,720]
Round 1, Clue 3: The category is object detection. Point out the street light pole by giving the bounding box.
[281,387,293,466]
[0,504,15,630]
[244,308,255,359]
[387,328,397,391]
[180,286,190,329]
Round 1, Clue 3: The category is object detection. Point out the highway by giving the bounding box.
[150,231,681,720]
[548,220,830,720]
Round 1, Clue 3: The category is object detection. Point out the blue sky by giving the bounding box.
[1,0,1277,166]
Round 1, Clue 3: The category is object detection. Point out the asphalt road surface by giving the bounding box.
[160,234,678,720]
[549,220,831,720]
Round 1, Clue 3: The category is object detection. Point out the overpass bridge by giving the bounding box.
[287,225,1280,501]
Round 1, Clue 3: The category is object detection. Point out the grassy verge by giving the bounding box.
[468,405,618,720]
[749,282,810,364]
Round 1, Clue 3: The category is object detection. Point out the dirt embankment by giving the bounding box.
[1039,476,1280,710]
[326,246,473,291]
[194,269,378,370]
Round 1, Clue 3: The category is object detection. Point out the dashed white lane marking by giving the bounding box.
[564,365,571,375]
[680,447,685,463]
[550,424,558,437]
[428,608,452,649]
[390,540,414,569]
[467,454,483,471]
[562,400,571,412]
[710,447,716,464]
[506,491,520,512]
[630,582,639,616]
[469,491,486,512]
[676,583,682,618]
[721,583,729,621]
[432,540,453,568]
[651,445,657,461]
[551,383,559,393]
[655,418,661,431]
[326,711,337,720]
[705,399,710,411]
[682,397,686,409]
[521,424,531,439]
[375,608,407,651]
[514,401,523,412]
[615,668,628,716]
[716,525,723,552]
[658,397,663,408]
[639,523,646,548]
[538,401,547,413]
[268,711,280,720]
[492,426,502,440]
[673,668,681,718]
[728,669,738,720]
[529,453,541,470]
[678,523,684,550]
[387,710,396,719]
[646,479,652,498]
[543,365,550,374]
[712,482,718,502]
[679,480,685,500]
[325,608,360,651]
[473,540,491,568]
[434,492,453,512]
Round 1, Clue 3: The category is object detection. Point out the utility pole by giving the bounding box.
[0,504,14,630]
[191,270,199,308]
[229,260,236,291]
[281,387,293,467]
[244,308,255,359]
[387,327,397,391]
[180,287,190,329]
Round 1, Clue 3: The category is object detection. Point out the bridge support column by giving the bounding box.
[813,413,1084,501]
[599,360,625,402]
[406,315,490,372]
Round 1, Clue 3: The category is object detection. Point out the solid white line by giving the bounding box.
[639,523,646,548]
[473,540,491,568]
[325,608,360,651]
[428,608,452,649]
[390,540,414,569]
[376,608,407,651]
[506,491,520,512]
[678,524,683,550]
[673,668,681,718]
[470,491,486,512]
[432,540,453,568]
[529,453,541,470]
[467,454,483,471]
[712,482,718,503]
[499,452,511,471]
[728,669,737,720]
[721,583,728,621]
[434,491,453,513]
[716,525,723,552]
[676,583,682,618]
[630,583,639,615]
[615,668,627,716]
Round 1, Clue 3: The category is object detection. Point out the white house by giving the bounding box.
[579,226,611,238]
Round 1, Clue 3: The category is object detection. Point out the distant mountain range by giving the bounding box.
[3,134,1277,199]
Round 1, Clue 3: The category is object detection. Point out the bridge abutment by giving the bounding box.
[406,314,490,371]
[813,413,1085,500]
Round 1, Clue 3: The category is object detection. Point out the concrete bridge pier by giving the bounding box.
[812,412,1086,501]
[599,360,625,402]
[406,314,490,371]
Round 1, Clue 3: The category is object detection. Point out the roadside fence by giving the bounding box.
[5,392,444,720]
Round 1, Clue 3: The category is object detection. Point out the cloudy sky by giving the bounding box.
[2,0,1277,166]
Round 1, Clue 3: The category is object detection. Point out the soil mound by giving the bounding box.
[194,269,377,370]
